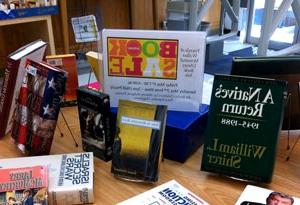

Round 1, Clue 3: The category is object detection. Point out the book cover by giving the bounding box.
[46,54,79,106]
[201,74,288,183]
[232,56,300,130]
[0,165,48,205]
[0,152,94,205]
[0,39,47,138]
[102,29,206,112]
[77,86,113,161]
[111,99,167,182]
[235,185,300,205]
[85,51,103,86]
[117,180,210,205]
[11,59,67,155]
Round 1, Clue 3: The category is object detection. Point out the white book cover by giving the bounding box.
[117,180,210,205]
[0,152,94,205]
[102,29,206,112]
[235,185,300,205]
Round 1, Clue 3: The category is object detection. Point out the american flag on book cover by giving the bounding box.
[11,59,67,155]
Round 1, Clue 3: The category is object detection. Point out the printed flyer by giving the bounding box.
[102,29,206,112]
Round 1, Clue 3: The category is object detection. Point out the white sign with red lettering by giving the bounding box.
[102,29,206,112]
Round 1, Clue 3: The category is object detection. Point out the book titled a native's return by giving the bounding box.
[201,74,287,183]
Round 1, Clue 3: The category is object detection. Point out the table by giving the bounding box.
[0,106,299,204]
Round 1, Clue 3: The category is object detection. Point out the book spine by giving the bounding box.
[0,58,19,138]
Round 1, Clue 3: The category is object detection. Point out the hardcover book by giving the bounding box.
[0,39,47,138]
[46,54,79,106]
[201,74,288,183]
[11,59,67,155]
[0,165,48,205]
[235,185,300,205]
[232,56,300,130]
[111,99,167,182]
[117,180,210,205]
[0,152,94,205]
[77,86,113,161]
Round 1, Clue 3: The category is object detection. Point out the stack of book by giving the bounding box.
[0,152,94,205]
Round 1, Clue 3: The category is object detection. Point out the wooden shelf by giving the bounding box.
[0,106,299,204]
[0,15,56,55]
[0,15,56,69]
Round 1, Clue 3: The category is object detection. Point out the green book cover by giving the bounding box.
[111,100,167,182]
[231,56,300,130]
[201,74,288,183]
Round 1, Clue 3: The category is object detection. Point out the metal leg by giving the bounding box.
[59,109,79,147]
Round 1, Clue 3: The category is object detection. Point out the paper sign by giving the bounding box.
[71,15,100,43]
[102,29,206,112]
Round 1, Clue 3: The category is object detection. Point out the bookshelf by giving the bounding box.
[0,15,56,69]
[0,106,299,204]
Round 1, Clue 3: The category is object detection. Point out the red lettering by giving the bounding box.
[109,56,124,75]
[163,59,176,78]
[125,57,143,76]
[109,39,127,56]
[159,41,177,58]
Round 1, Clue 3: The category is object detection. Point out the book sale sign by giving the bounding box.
[102,29,206,112]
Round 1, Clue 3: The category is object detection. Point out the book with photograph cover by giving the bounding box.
[0,39,47,139]
[235,185,300,205]
[77,86,113,161]
[111,99,167,182]
[201,74,288,183]
[0,152,94,205]
[46,54,79,106]
[11,59,67,155]
[117,180,210,205]
[0,165,48,205]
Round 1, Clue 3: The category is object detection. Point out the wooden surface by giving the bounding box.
[0,106,300,204]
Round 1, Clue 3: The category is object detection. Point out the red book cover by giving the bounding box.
[11,59,67,155]
[46,54,79,106]
[0,40,47,139]
[0,165,48,205]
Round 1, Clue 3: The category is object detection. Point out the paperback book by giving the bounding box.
[201,74,288,183]
[117,180,210,205]
[0,152,94,205]
[0,39,47,138]
[0,165,48,205]
[77,86,113,161]
[46,54,79,106]
[111,99,167,182]
[235,185,300,205]
[11,59,67,155]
